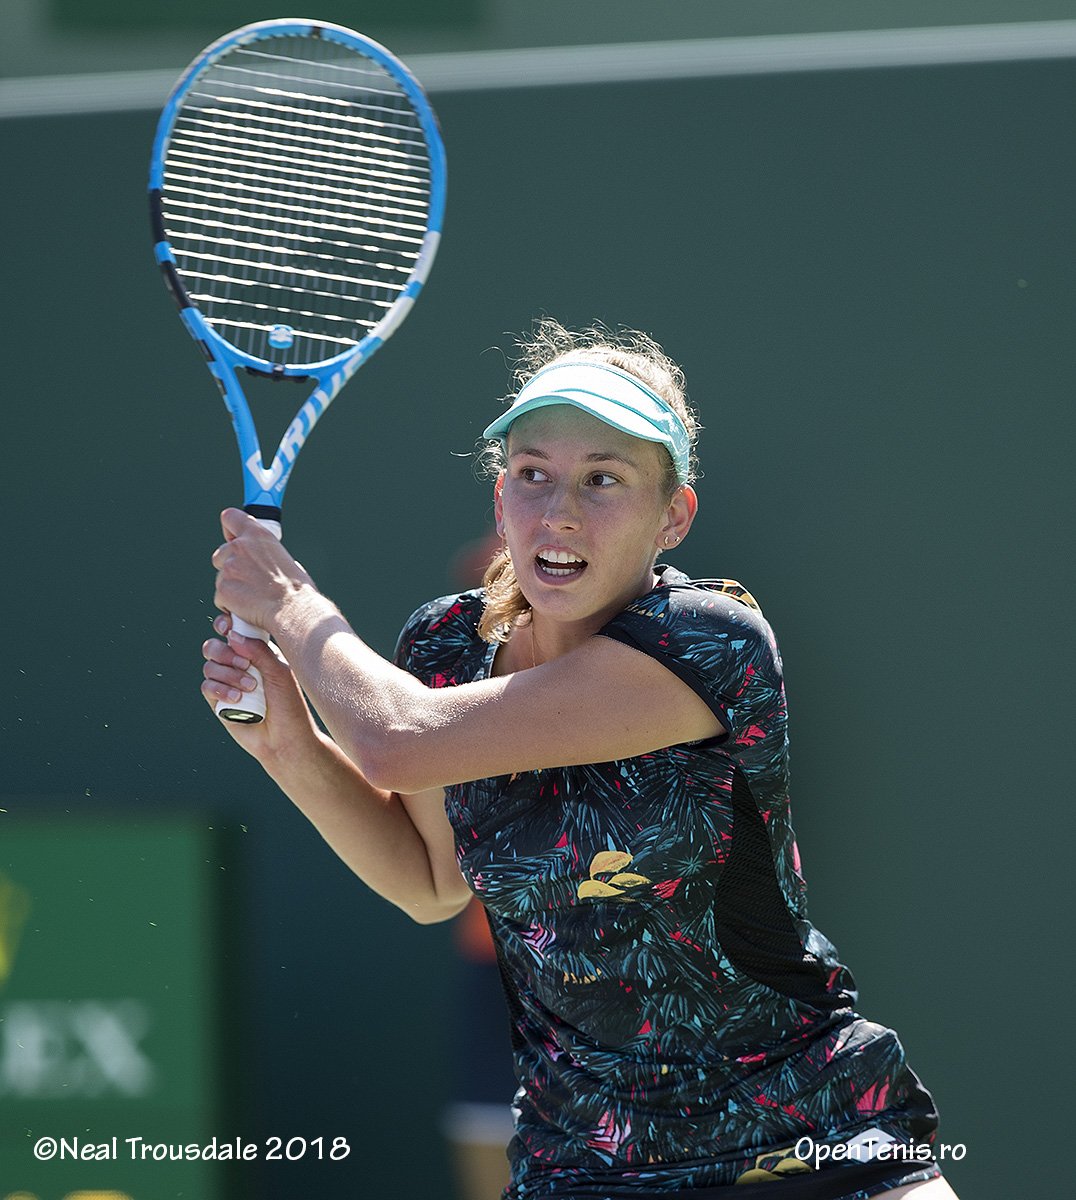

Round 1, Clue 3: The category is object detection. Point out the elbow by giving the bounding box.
[401,895,470,926]
[344,681,446,794]
[360,730,434,795]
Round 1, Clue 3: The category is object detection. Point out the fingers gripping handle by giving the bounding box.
[215,612,271,723]
[215,516,282,724]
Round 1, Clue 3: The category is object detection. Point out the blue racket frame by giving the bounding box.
[148,18,447,516]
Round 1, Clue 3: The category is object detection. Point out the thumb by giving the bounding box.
[227,628,285,673]
[220,506,258,541]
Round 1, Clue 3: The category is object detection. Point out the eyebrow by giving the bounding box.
[509,447,642,469]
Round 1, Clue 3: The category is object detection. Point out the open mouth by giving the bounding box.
[535,550,588,578]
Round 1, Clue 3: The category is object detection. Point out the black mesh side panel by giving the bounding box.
[713,769,849,1011]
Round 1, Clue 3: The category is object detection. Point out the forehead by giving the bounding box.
[506,405,665,471]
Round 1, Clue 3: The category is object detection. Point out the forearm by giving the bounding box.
[266,585,435,790]
[262,730,462,923]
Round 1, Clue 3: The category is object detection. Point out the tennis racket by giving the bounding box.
[149,18,446,722]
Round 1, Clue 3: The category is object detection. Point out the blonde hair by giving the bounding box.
[477,318,699,643]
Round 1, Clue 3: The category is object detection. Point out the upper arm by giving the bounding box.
[398,785,471,918]
[381,636,725,794]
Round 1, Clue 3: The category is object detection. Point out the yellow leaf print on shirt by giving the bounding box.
[576,850,651,901]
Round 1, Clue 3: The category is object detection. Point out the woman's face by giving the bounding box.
[495,406,682,636]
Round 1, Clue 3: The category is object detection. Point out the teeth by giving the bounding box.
[536,549,586,577]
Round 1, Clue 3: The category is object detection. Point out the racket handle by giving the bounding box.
[215,515,282,725]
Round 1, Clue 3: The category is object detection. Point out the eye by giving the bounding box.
[587,472,619,488]
[519,465,549,483]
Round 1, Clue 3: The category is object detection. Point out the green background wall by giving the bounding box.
[2,51,1073,1199]
[1,818,229,1197]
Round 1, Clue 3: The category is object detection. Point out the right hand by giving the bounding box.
[211,508,317,638]
[201,613,319,761]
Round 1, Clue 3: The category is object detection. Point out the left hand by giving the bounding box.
[211,508,316,634]
[202,612,322,763]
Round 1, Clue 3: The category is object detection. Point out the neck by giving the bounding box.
[525,567,661,666]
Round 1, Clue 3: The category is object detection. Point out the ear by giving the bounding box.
[657,484,698,550]
[493,471,505,536]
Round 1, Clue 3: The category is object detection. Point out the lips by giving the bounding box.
[535,548,588,578]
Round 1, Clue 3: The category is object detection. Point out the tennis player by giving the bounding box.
[203,321,960,1200]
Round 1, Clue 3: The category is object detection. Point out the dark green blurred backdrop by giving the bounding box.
[2,45,1074,1200]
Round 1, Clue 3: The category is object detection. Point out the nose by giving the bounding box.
[541,482,581,531]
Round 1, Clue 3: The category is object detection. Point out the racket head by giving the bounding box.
[149,18,446,379]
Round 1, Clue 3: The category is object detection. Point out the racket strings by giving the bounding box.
[161,33,434,362]
[182,102,429,168]
[163,195,424,257]
[167,228,415,277]
[189,83,431,149]
[164,147,430,213]
[161,206,421,266]
[207,318,362,349]
[231,44,403,84]
[165,173,428,237]
[167,126,429,201]
[181,252,407,299]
